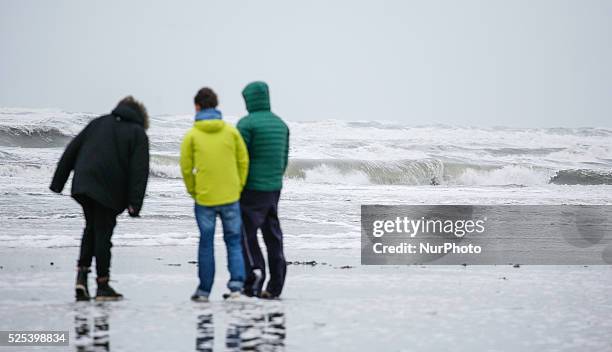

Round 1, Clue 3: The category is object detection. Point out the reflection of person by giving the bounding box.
[196,311,214,352]
[74,306,110,351]
[180,87,249,302]
[197,301,286,350]
[237,81,290,299]
[50,97,150,301]
[224,302,286,350]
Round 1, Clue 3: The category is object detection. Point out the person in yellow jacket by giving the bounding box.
[180,87,249,302]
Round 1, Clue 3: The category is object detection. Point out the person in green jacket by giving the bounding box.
[237,81,290,299]
[180,87,249,302]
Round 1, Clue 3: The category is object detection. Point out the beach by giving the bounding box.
[2,109,612,350]
[2,0,612,349]
[1,246,612,351]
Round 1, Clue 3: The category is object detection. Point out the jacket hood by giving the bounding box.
[112,103,149,129]
[194,119,226,133]
[242,81,271,112]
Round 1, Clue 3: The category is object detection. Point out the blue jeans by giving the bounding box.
[194,202,245,295]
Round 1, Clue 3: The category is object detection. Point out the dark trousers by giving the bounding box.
[74,195,119,278]
[240,189,287,297]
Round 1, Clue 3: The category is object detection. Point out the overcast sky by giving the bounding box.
[1,0,610,127]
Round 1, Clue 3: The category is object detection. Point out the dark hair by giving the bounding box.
[117,96,149,129]
[194,87,218,109]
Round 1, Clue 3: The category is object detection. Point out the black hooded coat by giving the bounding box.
[50,103,149,214]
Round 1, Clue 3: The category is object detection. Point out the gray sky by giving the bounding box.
[1,0,611,127]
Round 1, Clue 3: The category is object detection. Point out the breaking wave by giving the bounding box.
[150,154,182,179]
[549,169,612,185]
[148,155,558,186]
[286,158,446,185]
[0,108,94,148]
[0,126,73,147]
[15,155,600,187]
[0,163,55,178]
[285,159,556,186]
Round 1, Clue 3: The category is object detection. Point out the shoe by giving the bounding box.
[243,269,264,297]
[191,289,209,302]
[95,277,123,301]
[260,291,280,300]
[75,267,91,301]
[222,291,242,300]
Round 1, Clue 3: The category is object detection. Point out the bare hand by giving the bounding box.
[128,206,140,218]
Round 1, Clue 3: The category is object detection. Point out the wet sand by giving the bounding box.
[1,246,611,351]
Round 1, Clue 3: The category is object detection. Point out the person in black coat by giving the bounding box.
[50,96,150,301]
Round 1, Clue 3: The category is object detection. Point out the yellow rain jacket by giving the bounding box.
[180,120,249,206]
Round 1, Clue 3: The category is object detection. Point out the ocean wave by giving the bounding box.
[0,108,94,148]
[286,158,446,185]
[2,108,611,187]
[0,163,54,178]
[286,159,558,186]
[149,155,596,186]
[481,147,566,156]
[150,154,182,179]
[455,165,553,186]
[149,156,449,184]
[0,126,73,147]
[3,153,607,187]
[549,169,612,185]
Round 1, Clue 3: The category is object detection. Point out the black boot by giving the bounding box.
[75,267,91,301]
[243,269,264,297]
[95,277,123,301]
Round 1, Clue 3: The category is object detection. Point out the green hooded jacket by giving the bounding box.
[237,81,289,191]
